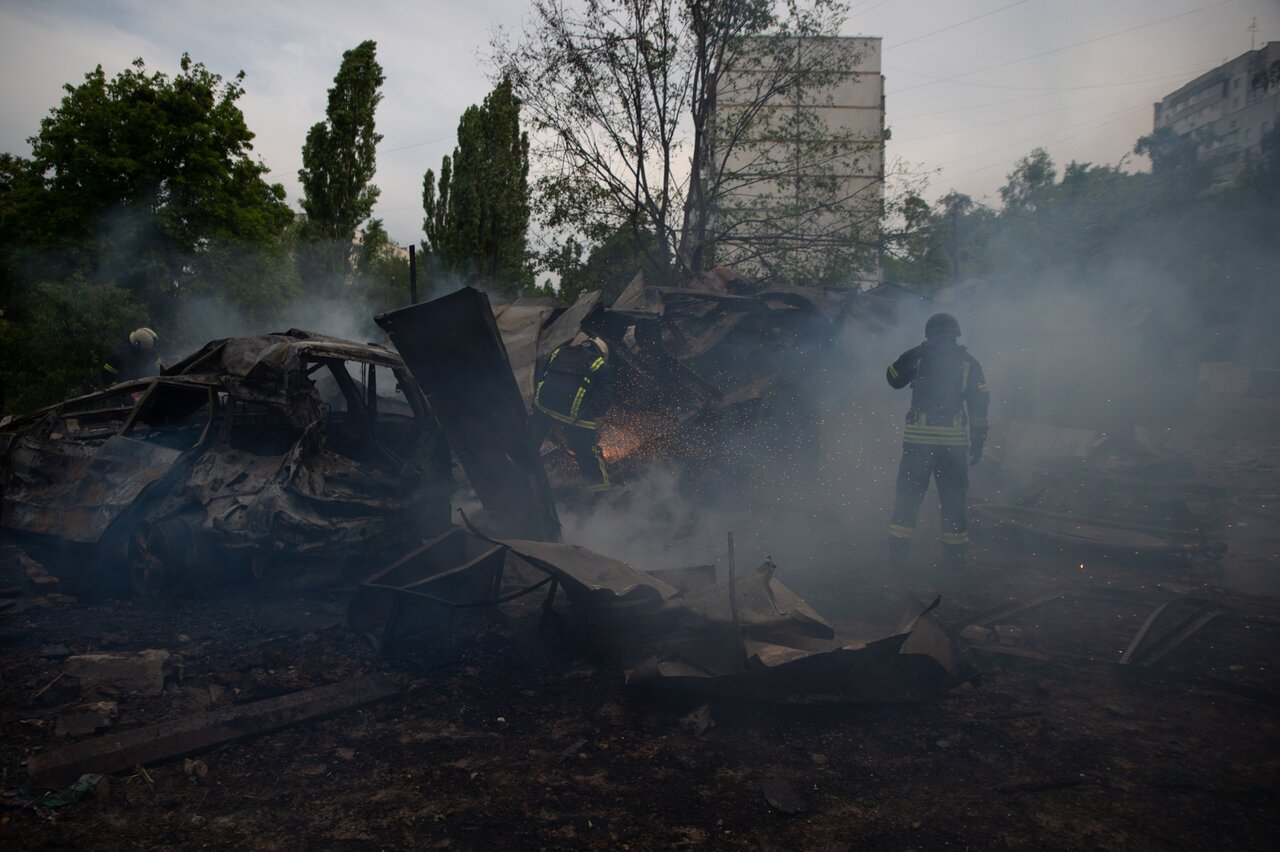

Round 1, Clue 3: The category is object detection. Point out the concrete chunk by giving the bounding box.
[64,649,171,696]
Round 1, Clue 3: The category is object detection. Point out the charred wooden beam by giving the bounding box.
[27,674,399,788]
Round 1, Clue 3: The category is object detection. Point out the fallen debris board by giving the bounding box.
[377,287,560,541]
[27,674,398,788]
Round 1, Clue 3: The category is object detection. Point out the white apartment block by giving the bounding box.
[711,36,885,286]
[1153,41,1280,185]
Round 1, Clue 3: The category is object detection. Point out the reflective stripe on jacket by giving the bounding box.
[534,344,610,428]
[886,339,989,447]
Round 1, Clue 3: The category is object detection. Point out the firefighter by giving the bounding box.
[530,333,614,492]
[101,327,162,386]
[886,312,989,569]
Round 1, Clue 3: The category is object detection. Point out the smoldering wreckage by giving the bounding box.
[1,268,1275,844]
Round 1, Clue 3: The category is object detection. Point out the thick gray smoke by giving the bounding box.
[550,175,1280,618]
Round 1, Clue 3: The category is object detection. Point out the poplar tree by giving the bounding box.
[298,40,385,292]
[422,76,531,297]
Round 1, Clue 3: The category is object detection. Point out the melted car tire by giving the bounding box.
[127,518,195,597]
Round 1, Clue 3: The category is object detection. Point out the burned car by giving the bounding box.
[0,330,453,595]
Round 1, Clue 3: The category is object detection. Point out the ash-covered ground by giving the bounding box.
[2,390,1278,850]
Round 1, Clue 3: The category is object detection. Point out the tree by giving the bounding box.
[298,40,385,293]
[495,0,868,285]
[1133,126,1208,186]
[1,55,296,411]
[1239,124,1280,197]
[882,191,950,291]
[544,219,669,305]
[999,147,1056,212]
[5,276,150,412]
[353,218,412,314]
[422,76,532,297]
[17,56,294,316]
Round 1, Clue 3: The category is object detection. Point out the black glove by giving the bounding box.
[969,442,984,467]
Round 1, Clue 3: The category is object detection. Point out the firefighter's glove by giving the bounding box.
[969,442,984,467]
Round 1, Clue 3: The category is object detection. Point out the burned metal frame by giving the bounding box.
[1120,597,1228,667]
[954,584,1270,703]
[348,527,554,654]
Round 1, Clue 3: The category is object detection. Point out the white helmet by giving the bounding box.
[129,327,158,351]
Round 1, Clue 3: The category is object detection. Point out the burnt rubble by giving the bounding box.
[0,330,454,595]
[2,274,1278,851]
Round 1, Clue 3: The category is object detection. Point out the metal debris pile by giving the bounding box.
[491,267,874,482]
[347,521,976,703]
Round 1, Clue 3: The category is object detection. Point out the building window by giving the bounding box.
[1235,77,1242,90]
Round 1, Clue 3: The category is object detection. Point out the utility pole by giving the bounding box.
[408,244,418,304]
[949,205,960,281]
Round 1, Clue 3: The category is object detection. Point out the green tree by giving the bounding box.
[883,191,951,292]
[422,76,531,298]
[4,276,150,412]
[999,147,1057,212]
[1,55,295,412]
[353,218,411,314]
[1133,125,1209,186]
[542,220,669,306]
[18,56,293,316]
[298,40,385,293]
[1240,124,1280,197]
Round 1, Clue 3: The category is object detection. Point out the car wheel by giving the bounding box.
[127,518,194,596]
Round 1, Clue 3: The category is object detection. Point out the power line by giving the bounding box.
[850,0,898,15]
[378,133,454,154]
[891,0,1237,96]
[884,0,1033,51]
[887,57,1216,96]
[944,104,1149,183]
[893,92,1136,144]
[890,62,1215,122]
[936,100,1151,170]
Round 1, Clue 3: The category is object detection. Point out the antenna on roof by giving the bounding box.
[1248,17,1257,52]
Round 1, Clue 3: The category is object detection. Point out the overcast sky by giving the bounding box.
[2,0,1277,246]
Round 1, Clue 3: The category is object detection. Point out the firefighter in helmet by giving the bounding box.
[530,333,614,492]
[101,327,162,387]
[886,312,989,569]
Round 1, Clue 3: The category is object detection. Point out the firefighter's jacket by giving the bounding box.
[886,339,989,448]
[534,343,613,428]
[101,342,161,387]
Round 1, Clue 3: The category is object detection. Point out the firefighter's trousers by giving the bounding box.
[531,411,611,491]
[889,442,969,565]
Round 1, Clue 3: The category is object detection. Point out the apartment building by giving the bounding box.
[710,36,885,286]
[1153,41,1280,184]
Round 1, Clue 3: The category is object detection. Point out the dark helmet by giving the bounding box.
[925,312,961,340]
